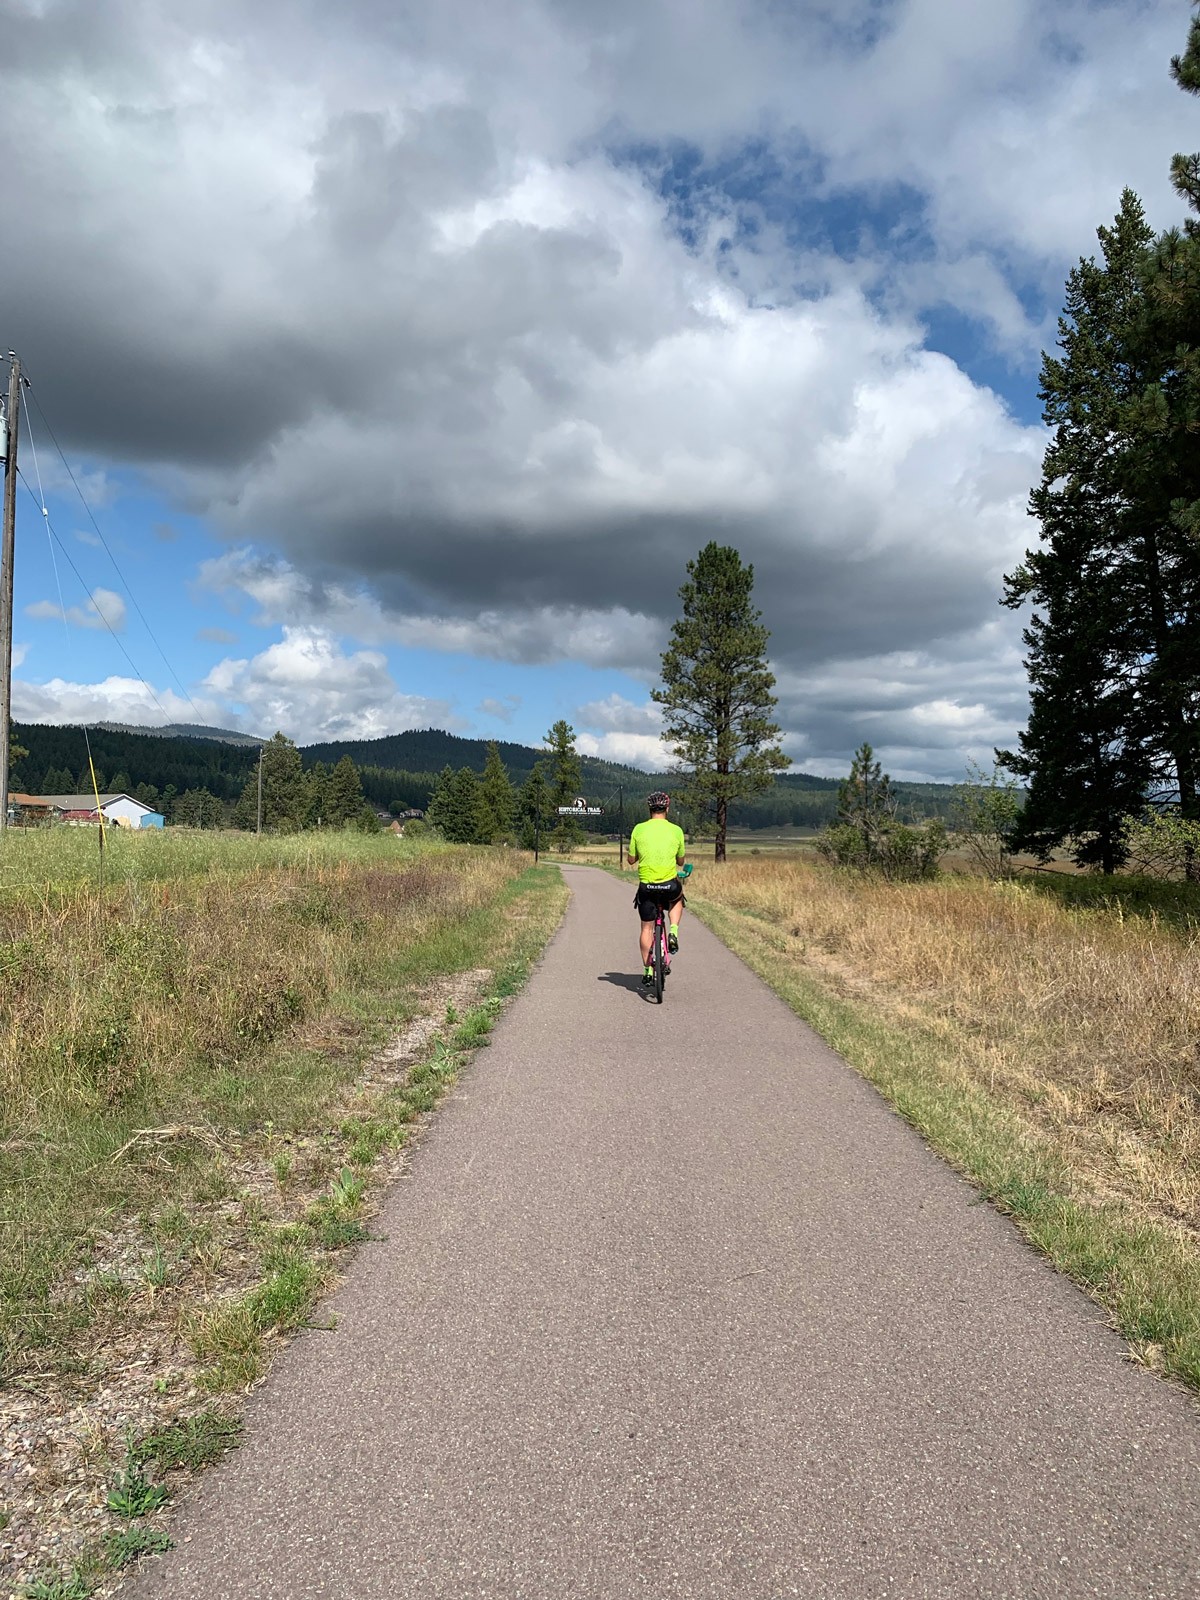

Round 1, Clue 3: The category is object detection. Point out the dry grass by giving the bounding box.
[2,851,515,1127]
[686,855,1200,1389]
[0,834,528,1376]
[692,857,1200,1235]
[1,832,567,1597]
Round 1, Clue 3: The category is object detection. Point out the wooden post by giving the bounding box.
[0,355,21,836]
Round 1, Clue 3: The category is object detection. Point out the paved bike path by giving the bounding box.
[131,865,1200,1599]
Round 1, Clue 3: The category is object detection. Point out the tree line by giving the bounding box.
[1002,9,1200,876]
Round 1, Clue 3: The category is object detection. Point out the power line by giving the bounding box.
[15,394,108,809]
[21,377,201,717]
[15,466,174,721]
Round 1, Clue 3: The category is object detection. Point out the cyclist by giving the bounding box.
[627,791,687,986]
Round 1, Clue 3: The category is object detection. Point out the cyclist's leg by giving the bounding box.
[636,888,656,969]
[667,880,684,950]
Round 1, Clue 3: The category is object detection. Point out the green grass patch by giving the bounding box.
[130,1410,243,1472]
[100,1526,173,1569]
[22,1571,97,1600]
[105,1465,169,1519]
[1021,869,1200,929]
[694,894,1200,1393]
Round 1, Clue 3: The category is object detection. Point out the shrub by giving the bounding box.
[1121,809,1200,880]
[951,760,1022,878]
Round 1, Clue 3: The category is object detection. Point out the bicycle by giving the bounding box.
[648,864,692,1005]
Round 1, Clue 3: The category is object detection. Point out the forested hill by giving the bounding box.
[11,721,961,829]
[12,722,259,804]
[303,729,564,784]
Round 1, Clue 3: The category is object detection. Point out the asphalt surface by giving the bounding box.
[129,864,1200,1600]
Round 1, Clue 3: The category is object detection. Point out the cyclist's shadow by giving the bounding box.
[597,972,653,995]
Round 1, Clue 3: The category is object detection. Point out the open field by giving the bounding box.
[686,854,1200,1390]
[558,831,820,865]
[0,830,566,1596]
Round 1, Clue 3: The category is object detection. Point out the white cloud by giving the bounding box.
[575,693,667,770]
[13,626,456,745]
[576,693,663,737]
[13,675,216,729]
[575,731,668,772]
[6,0,1194,777]
[201,626,455,742]
[26,587,128,632]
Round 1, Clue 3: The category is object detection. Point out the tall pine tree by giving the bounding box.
[653,543,789,862]
[477,741,517,843]
[235,733,308,831]
[543,720,584,850]
[1002,194,1162,870]
[518,760,550,851]
[324,755,366,826]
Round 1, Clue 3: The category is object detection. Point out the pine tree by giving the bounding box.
[652,542,789,862]
[235,733,308,831]
[174,787,222,828]
[836,743,894,862]
[443,767,486,843]
[324,755,365,826]
[1125,3,1200,855]
[543,720,584,850]
[1002,194,1164,870]
[817,743,948,879]
[478,741,517,843]
[518,761,550,851]
[425,766,456,836]
[306,760,329,827]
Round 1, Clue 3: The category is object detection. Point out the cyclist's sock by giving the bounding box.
[644,964,653,978]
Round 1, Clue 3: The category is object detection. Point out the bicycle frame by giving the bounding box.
[651,903,671,1003]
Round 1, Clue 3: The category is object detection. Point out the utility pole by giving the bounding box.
[0,354,20,837]
[617,783,624,868]
[256,743,264,835]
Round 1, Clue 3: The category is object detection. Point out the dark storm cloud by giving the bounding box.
[4,0,1193,773]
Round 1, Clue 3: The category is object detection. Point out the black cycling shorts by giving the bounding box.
[634,878,684,922]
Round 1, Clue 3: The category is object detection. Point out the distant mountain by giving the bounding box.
[12,720,963,829]
[302,728,663,791]
[94,721,264,748]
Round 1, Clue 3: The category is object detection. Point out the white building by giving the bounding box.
[26,793,165,829]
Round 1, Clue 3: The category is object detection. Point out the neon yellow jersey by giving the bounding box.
[628,817,686,883]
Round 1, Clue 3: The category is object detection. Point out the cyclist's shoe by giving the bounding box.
[668,929,679,954]
[641,969,654,987]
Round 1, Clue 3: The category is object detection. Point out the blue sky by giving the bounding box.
[5,0,1197,779]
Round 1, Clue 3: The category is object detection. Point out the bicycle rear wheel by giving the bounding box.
[653,911,666,1003]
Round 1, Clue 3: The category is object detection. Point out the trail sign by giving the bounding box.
[557,799,602,815]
